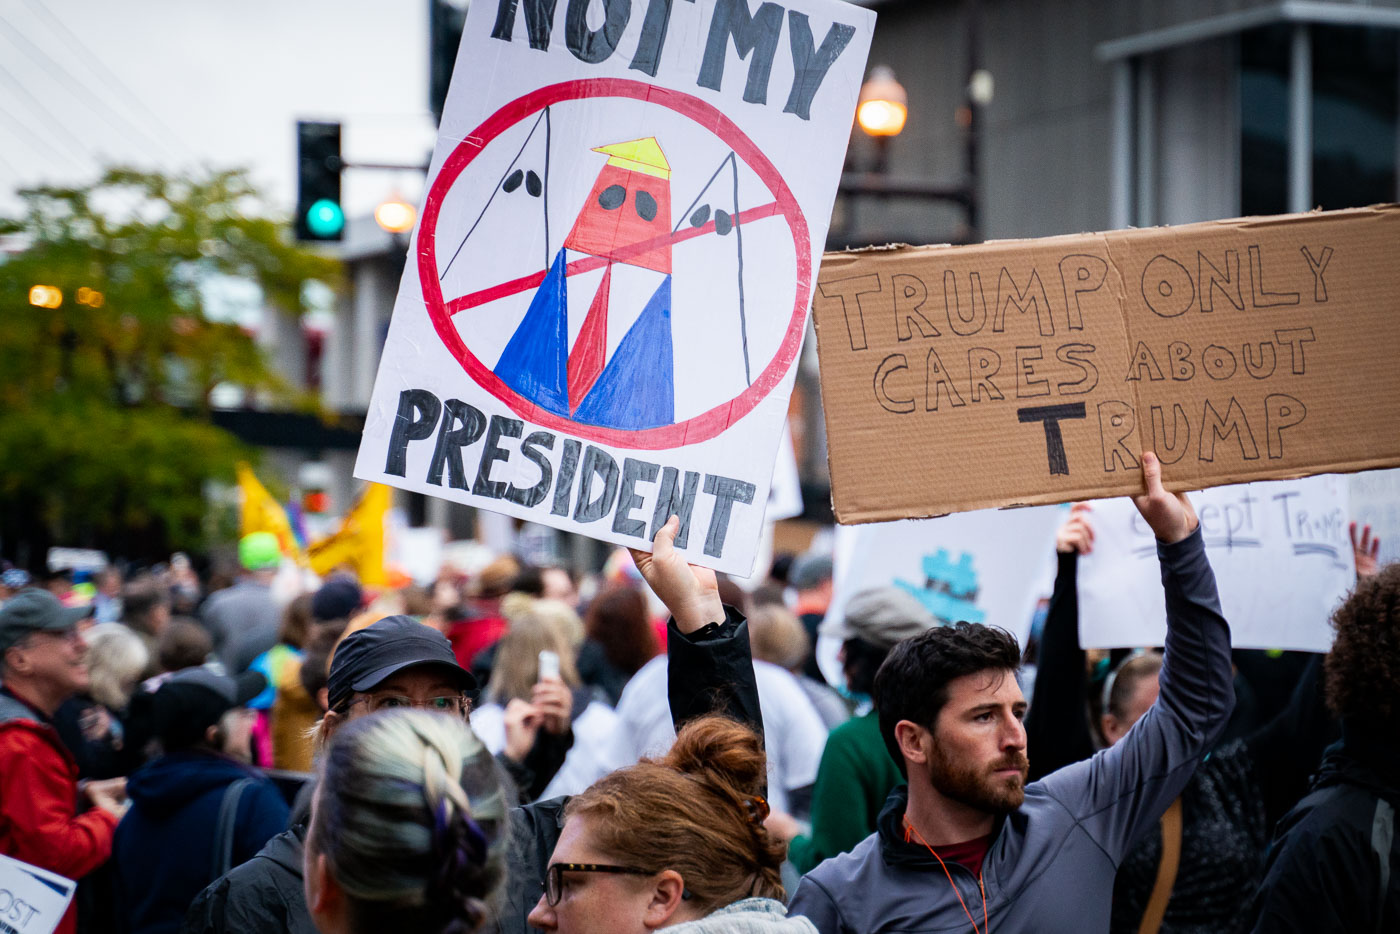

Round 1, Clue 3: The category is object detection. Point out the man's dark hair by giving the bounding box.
[842,638,890,697]
[1325,562,1400,731]
[156,618,212,673]
[122,576,170,630]
[874,622,1021,771]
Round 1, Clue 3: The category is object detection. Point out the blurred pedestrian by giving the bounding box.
[0,589,127,934]
[92,567,125,623]
[577,584,658,705]
[54,622,149,779]
[247,594,314,767]
[202,532,282,673]
[526,715,814,933]
[1249,546,1400,933]
[788,553,834,684]
[122,576,173,679]
[472,609,614,800]
[114,668,288,934]
[303,710,508,934]
[447,555,519,670]
[768,588,933,873]
[747,603,849,729]
[152,619,214,682]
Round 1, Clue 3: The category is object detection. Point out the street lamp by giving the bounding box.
[857,67,907,174]
[374,195,417,234]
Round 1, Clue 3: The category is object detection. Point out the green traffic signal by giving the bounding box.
[306,199,345,238]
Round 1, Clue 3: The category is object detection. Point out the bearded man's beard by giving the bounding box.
[927,742,1029,814]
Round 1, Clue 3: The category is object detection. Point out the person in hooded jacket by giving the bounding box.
[1247,556,1400,932]
[113,667,289,934]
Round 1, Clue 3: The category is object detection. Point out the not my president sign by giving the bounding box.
[354,0,874,574]
[814,205,1400,523]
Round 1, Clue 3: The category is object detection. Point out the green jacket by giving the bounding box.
[788,711,904,875]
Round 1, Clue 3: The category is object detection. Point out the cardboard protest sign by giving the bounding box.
[354,0,874,574]
[817,506,1062,684]
[812,205,1400,524]
[0,853,76,934]
[1077,476,1352,651]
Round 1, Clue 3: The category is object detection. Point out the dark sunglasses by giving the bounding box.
[543,863,656,906]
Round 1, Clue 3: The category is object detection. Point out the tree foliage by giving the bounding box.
[0,167,340,562]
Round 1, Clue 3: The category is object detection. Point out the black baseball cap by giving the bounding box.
[146,667,266,749]
[327,616,476,711]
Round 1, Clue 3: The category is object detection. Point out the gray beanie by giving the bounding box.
[820,586,937,649]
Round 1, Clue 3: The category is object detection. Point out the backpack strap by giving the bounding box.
[212,777,256,879]
[1138,796,1184,934]
[1373,798,1394,934]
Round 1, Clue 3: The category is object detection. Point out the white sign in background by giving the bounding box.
[0,853,76,934]
[819,507,1063,685]
[1077,475,1353,652]
[355,0,874,575]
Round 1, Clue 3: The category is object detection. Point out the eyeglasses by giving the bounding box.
[347,693,468,715]
[543,863,656,906]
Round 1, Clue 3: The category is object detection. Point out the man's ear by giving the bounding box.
[642,869,689,928]
[316,688,329,713]
[894,720,930,765]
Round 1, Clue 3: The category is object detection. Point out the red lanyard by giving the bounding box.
[904,818,989,934]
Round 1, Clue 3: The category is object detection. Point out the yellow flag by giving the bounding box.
[236,462,304,562]
[308,483,391,586]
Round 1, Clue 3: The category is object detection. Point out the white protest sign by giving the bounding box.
[818,507,1063,684]
[767,422,805,522]
[354,0,875,575]
[0,853,76,934]
[1077,476,1352,652]
[1348,468,1400,566]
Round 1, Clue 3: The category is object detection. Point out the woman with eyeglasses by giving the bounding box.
[527,714,817,934]
[303,708,508,934]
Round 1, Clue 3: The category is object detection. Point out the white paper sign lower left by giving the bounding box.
[0,853,76,934]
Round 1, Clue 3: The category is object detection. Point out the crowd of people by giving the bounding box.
[1,454,1397,933]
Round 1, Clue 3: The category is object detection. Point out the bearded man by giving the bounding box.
[789,452,1235,934]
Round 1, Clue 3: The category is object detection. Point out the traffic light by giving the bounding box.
[429,0,469,126]
[296,121,344,242]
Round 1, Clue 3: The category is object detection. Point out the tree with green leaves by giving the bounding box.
[0,167,340,567]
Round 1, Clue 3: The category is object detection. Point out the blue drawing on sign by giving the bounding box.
[894,549,986,624]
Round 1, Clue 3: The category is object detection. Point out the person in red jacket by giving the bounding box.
[0,588,128,934]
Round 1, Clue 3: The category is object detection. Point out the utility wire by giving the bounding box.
[0,13,175,170]
[0,61,95,168]
[0,96,80,168]
[20,0,198,164]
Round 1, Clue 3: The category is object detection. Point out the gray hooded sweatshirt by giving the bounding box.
[789,528,1233,934]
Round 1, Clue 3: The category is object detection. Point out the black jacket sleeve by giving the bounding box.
[1025,551,1097,782]
[1242,653,1338,829]
[665,605,763,736]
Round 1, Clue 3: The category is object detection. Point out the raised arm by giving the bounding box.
[630,516,763,735]
[1037,453,1233,862]
[1025,504,1097,781]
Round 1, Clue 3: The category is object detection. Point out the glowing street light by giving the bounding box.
[857,66,908,138]
[29,285,62,308]
[76,287,105,308]
[374,195,417,234]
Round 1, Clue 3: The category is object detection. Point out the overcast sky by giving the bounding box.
[0,0,441,219]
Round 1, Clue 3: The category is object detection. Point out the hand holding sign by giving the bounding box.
[1131,452,1199,545]
[1056,503,1095,555]
[1350,521,1380,580]
[630,515,725,633]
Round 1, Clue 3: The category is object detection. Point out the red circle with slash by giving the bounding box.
[418,78,810,450]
